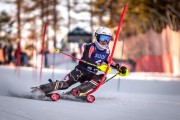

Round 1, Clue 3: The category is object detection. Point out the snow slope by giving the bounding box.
[0,65,180,120]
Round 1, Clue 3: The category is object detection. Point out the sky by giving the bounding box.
[0,2,15,13]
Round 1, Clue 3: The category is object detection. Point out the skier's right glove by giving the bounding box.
[97,64,112,73]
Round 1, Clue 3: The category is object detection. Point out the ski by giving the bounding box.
[30,87,95,103]
[46,93,95,103]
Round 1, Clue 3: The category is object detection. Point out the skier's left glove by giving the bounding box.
[119,66,127,74]
[115,64,127,74]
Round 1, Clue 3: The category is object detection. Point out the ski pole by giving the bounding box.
[104,69,129,83]
[55,49,95,67]
[104,74,117,83]
[55,49,112,73]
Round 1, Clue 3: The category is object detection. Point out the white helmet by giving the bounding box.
[95,27,112,38]
[94,27,112,51]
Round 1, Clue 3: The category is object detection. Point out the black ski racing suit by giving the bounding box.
[39,43,120,95]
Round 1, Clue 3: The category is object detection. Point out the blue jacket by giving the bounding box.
[78,43,110,73]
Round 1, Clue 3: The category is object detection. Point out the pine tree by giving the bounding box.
[92,0,180,36]
[0,11,12,42]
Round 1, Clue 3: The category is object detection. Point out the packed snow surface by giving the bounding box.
[0,64,180,120]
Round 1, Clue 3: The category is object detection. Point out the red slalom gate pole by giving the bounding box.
[40,23,47,82]
[32,38,37,81]
[87,5,127,95]
[15,41,21,77]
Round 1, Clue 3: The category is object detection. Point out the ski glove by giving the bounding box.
[115,64,127,74]
[119,66,127,74]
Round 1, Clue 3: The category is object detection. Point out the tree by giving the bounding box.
[65,0,94,32]
[20,0,60,48]
[0,11,12,43]
[16,0,22,42]
[92,0,180,36]
[0,0,22,43]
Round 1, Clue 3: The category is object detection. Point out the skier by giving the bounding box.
[33,27,127,96]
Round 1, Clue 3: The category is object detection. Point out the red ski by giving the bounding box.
[46,93,95,103]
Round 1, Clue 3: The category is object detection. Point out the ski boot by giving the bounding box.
[65,74,104,96]
[31,79,69,94]
[64,81,97,103]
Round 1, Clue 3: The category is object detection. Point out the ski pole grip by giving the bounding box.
[117,69,129,76]
[55,49,60,53]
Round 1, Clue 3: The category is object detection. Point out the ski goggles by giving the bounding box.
[98,34,112,43]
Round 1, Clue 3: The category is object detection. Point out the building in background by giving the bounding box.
[68,27,92,57]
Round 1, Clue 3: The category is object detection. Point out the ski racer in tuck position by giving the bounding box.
[32,27,127,98]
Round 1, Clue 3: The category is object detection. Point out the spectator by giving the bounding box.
[7,43,13,64]
[71,49,77,62]
[2,45,8,64]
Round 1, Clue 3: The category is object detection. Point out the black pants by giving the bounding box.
[39,65,105,94]
[63,65,96,87]
[63,65,105,94]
